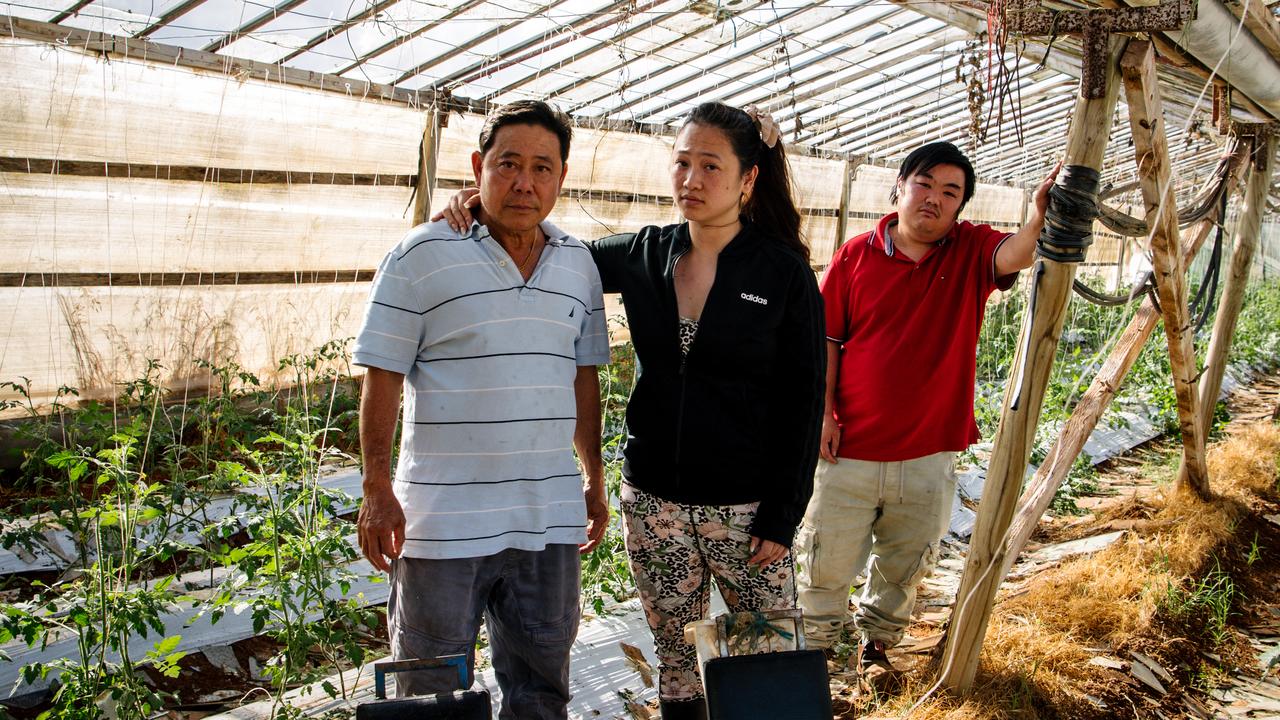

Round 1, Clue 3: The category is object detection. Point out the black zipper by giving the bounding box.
[669,243,690,490]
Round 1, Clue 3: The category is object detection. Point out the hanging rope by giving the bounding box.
[1095,142,1236,237]
[1071,271,1157,307]
[1188,188,1228,334]
[1072,174,1229,315]
[1037,164,1101,263]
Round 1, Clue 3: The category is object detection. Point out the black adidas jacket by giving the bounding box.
[591,222,826,547]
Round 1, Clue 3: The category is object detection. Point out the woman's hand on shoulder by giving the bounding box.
[429,187,481,232]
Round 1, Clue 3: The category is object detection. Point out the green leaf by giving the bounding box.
[44,450,78,469]
[154,635,181,655]
[67,460,88,483]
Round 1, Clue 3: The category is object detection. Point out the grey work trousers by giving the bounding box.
[387,544,581,719]
[794,452,956,648]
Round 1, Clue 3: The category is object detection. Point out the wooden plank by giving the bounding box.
[938,36,1128,693]
[1120,40,1209,498]
[1197,134,1277,434]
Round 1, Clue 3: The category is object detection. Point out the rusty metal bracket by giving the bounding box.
[1233,122,1279,170]
[1005,0,1195,98]
[1213,83,1232,135]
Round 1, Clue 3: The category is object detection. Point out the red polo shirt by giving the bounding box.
[821,212,1016,462]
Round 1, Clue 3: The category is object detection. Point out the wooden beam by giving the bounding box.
[1222,0,1280,70]
[437,0,671,90]
[0,16,432,107]
[201,0,312,54]
[393,0,601,87]
[136,0,206,39]
[275,0,402,65]
[832,157,856,261]
[938,36,1128,694]
[1121,40,1210,498]
[0,158,415,186]
[1009,0,1194,98]
[330,0,491,78]
[1196,133,1277,434]
[0,271,376,288]
[562,0,825,116]
[412,108,444,228]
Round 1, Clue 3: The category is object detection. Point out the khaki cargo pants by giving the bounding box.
[794,451,956,648]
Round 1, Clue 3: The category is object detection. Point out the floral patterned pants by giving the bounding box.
[620,483,796,701]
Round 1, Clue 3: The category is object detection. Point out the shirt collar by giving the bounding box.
[468,219,571,246]
[868,212,952,258]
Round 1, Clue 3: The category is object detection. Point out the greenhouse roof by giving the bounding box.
[3,0,1279,197]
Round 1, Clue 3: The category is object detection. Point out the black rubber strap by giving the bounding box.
[1037,164,1101,263]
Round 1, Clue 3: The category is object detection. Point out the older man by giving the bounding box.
[795,141,1057,670]
[354,100,609,716]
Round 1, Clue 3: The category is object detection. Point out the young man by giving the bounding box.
[795,141,1057,668]
[354,100,610,717]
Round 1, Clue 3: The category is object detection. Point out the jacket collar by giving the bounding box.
[674,220,761,256]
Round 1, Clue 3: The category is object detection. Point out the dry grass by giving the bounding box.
[867,422,1280,720]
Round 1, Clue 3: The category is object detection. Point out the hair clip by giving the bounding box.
[743,105,780,148]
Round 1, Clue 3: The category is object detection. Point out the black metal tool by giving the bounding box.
[355,655,491,720]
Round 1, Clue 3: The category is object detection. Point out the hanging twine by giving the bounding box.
[1037,164,1101,263]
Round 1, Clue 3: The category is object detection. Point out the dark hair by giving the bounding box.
[680,102,808,263]
[479,100,572,163]
[890,141,976,211]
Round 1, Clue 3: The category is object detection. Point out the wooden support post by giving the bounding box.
[997,136,1250,578]
[1196,131,1277,434]
[937,36,1128,693]
[831,156,858,262]
[1120,40,1210,498]
[998,218,1218,580]
[411,107,443,227]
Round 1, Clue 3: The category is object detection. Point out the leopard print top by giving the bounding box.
[678,317,698,359]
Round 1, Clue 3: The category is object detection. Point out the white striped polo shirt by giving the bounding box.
[352,218,610,560]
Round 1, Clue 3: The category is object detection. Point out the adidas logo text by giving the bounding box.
[740,293,768,305]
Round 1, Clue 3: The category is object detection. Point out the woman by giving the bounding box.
[440,102,824,719]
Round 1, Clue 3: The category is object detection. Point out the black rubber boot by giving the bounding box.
[659,697,709,720]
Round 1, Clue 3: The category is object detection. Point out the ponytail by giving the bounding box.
[681,102,808,263]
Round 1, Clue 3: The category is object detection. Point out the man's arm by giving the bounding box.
[357,366,407,573]
[574,365,608,554]
[818,340,842,464]
[995,163,1062,276]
